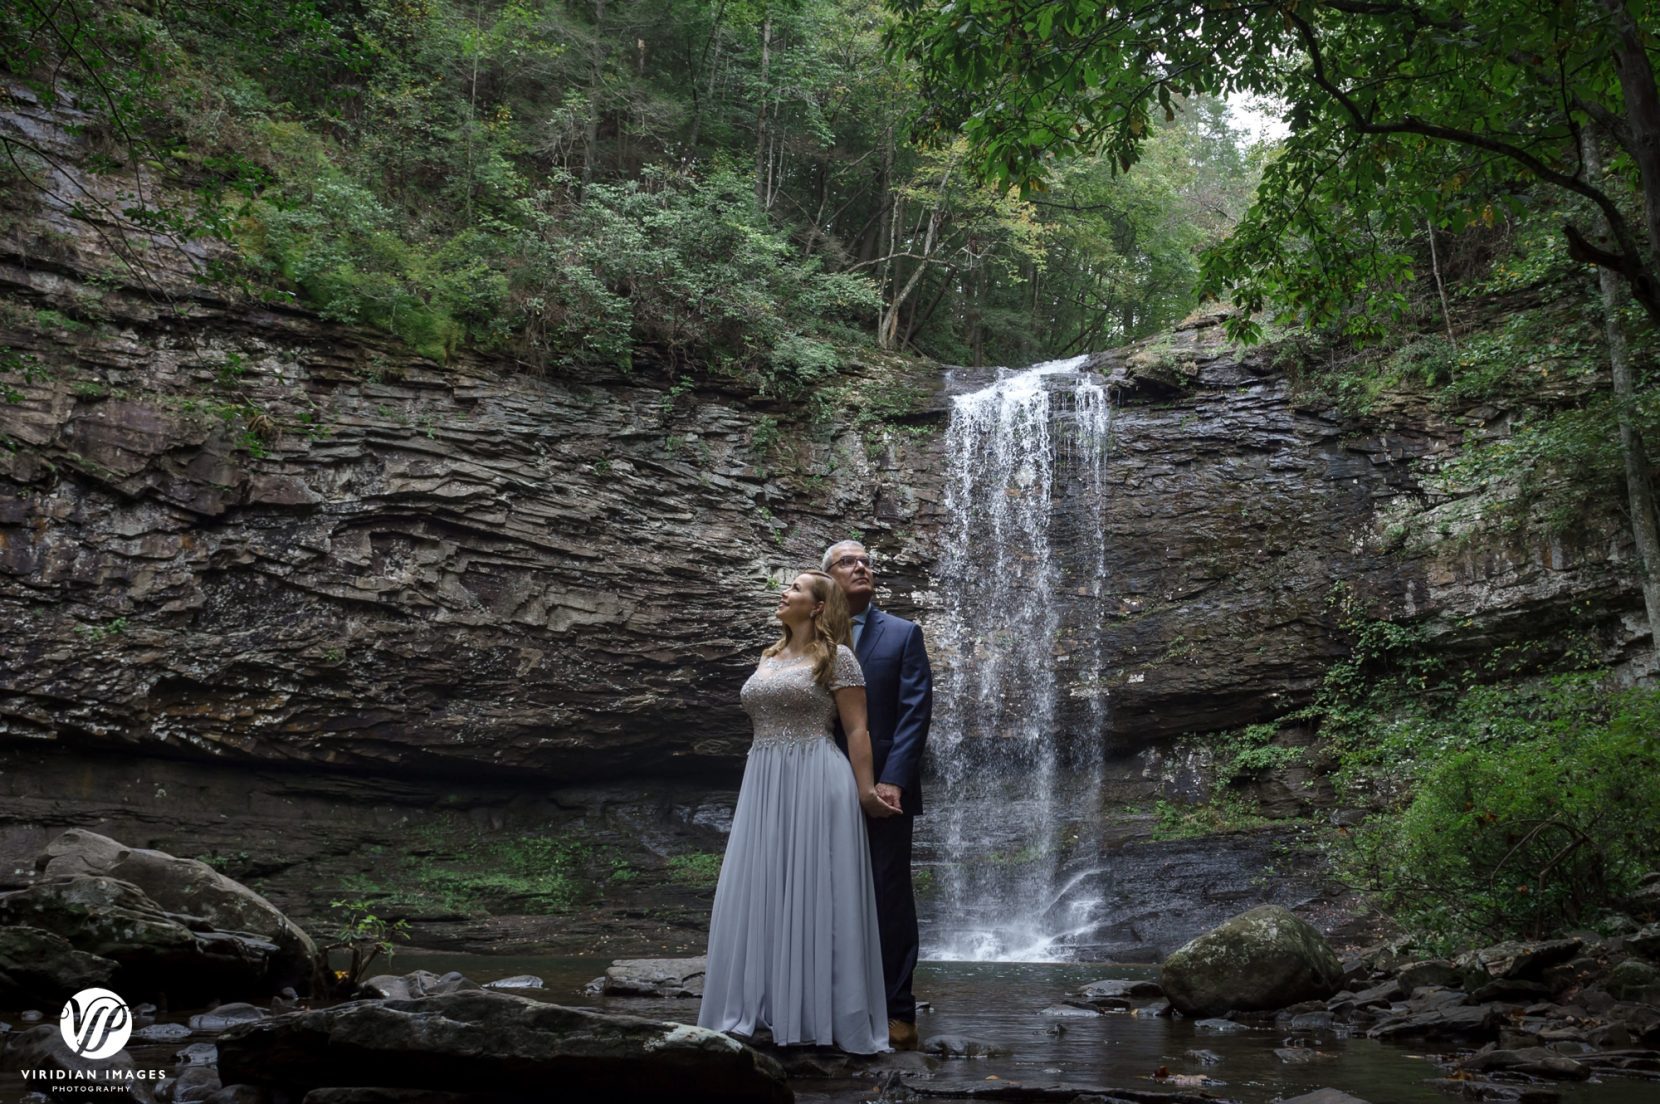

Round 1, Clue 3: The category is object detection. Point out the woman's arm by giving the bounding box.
[835,685,898,818]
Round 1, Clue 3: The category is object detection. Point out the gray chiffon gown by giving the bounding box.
[696,645,889,1053]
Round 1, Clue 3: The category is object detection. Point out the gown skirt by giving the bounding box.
[696,732,889,1053]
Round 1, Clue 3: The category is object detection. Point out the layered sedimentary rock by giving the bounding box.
[0,84,1650,941]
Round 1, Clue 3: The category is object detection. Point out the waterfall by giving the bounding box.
[920,355,1115,962]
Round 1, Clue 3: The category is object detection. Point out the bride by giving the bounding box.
[697,569,897,1053]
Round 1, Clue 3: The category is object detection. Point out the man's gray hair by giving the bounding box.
[822,540,867,571]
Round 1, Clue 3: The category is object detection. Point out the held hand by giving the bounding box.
[861,788,899,819]
[874,783,904,814]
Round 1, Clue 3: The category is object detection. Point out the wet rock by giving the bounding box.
[134,1023,195,1042]
[165,1065,225,1102]
[1470,979,1549,1003]
[1462,1046,1589,1080]
[1075,978,1163,1000]
[1348,979,1403,1007]
[1395,959,1463,991]
[1368,1003,1498,1042]
[0,1024,155,1103]
[20,1008,44,1022]
[1454,940,1582,985]
[1425,1078,1562,1102]
[1038,1003,1103,1017]
[1285,1011,1335,1032]
[216,990,789,1103]
[1628,923,1660,959]
[1274,1046,1323,1063]
[594,956,706,998]
[1160,905,1344,1016]
[358,970,483,1000]
[483,975,543,990]
[189,1004,269,1032]
[0,923,118,1005]
[1193,1018,1249,1033]
[177,1042,219,1066]
[1184,1047,1222,1065]
[1277,1092,1371,1104]
[1407,985,1470,1010]
[1604,958,1660,1002]
[920,1034,1001,1058]
[35,830,325,997]
[0,876,285,1005]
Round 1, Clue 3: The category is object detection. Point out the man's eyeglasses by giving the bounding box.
[830,555,873,571]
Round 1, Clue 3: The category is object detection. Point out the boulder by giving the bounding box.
[36,830,325,997]
[0,876,280,1004]
[1455,939,1582,985]
[1628,923,1660,959]
[1075,978,1163,1000]
[1394,959,1462,991]
[1367,1003,1499,1041]
[216,990,789,1104]
[1604,958,1660,1003]
[595,957,706,998]
[358,971,482,1000]
[1277,1092,1372,1104]
[190,1004,270,1032]
[0,924,119,1005]
[1462,1046,1590,1080]
[167,1066,227,1102]
[0,1024,155,1103]
[1159,906,1343,1016]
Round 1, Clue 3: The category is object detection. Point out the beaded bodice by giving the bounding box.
[740,645,864,750]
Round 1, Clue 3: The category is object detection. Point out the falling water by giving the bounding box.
[921,355,1115,962]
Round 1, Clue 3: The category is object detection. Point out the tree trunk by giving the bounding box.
[1587,131,1660,658]
[582,0,607,196]
[754,7,771,208]
[1599,0,1660,271]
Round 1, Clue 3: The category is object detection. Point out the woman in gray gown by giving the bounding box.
[697,569,897,1053]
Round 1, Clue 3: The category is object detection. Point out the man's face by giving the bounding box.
[827,543,875,609]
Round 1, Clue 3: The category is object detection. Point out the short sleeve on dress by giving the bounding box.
[828,644,865,691]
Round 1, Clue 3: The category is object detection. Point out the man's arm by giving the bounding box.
[878,623,932,793]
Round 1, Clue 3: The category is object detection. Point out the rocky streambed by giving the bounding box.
[5,832,1659,1104]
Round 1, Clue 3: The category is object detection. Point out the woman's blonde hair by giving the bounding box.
[763,570,852,688]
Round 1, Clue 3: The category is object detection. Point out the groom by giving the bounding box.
[825,539,933,1051]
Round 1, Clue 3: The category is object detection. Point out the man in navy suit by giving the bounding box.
[825,539,933,1051]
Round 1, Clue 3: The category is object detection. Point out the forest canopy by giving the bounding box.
[0,0,1261,378]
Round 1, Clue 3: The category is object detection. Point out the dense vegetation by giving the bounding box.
[0,0,1258,381]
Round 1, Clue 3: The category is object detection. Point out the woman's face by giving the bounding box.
[775,573,823,628]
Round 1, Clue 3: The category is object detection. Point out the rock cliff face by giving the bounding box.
[1,86,1650,946]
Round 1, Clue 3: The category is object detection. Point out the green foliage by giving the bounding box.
[1216,723,1304,784]
[1152,793,1272,840]
[665,851,723,889]
[1342,677,1660,946]
[4,0,1263,377]
[325,897,413,990]
[890,0,1660,340]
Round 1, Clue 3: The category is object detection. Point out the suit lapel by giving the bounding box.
[856,607,886,664]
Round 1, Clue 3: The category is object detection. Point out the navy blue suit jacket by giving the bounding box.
[839,607,933,817]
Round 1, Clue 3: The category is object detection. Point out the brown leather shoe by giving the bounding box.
[888,1019,919,1051]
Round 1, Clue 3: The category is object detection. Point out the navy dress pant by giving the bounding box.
[865,812,919,1022]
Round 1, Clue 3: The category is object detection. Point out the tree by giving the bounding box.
[887,0,1660,334]
[891,0,1660,655]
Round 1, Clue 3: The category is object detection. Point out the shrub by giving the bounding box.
[1343,677,1660,946]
